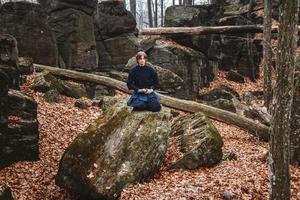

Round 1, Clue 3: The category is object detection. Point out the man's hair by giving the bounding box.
[135,51,148,62]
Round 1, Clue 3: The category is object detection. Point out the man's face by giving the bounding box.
[137,56,146,66]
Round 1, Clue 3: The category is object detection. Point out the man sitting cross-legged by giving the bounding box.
[126,51,161,112]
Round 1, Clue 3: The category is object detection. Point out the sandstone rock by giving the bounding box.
[226,70,245,83]
[44,89,60,103]
[56,102,171,199]
[0,2,57,66]
[169,112,223,169]
[0,186,13,200]
[92,96,125,111]
[147,40,213,99]
[0,33,19,90]
[94,1,137,69]
[200,98,237,113]
[0,89,39,169]
[47,0,98,71]
[75,99,89,109]
[32,72,88,99]
[198,85,240,101]
[0,33,39,169]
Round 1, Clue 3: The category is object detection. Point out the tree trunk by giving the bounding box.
[173,0,175,5]
[269,0,299,199]
[147,0,153,27]
[130,0,136,20]
[183,0,192,5]
[160,0,164,26]
[154,0,158,27]
[291,68,300,166]
[263,0,273,110]
[179,0,182,5]
[246,0,256,82]
[141,25,300,36]
[33,64,271,141]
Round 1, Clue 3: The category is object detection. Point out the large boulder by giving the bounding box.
[147,39,213,99]
[0,34,39,169]
[0,186,13,200]
[39,0,97,15]
[56,102,172,199]
[0,33,19,132]
[0,2,57,66]
[164,4,223,27]
[94,1,136,39]
[94,1,156,69]
[0,33,19,90]
[169,112,223,169]
[0,90,39,169]
[47,0,98,71]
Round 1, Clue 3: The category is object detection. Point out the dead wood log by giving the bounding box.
[140,25,300,36]
[33,64,271,141]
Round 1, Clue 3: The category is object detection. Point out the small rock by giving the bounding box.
[0,186,13,200]
[226,70,245,83]
[31,72,51,93]
[223,189,236,200]
[199,85,240,101]
[43,89,60,103]
[222,151,237,161]
[201,98,237,113]
[75,99,89,109]
[170,109,180,118]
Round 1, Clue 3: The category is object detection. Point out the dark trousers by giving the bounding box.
[132,98,161,112]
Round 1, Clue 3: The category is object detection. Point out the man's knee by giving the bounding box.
[148,100,161,112]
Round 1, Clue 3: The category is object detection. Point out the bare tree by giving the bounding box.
[147,0,153,27]
[269,0,299,199]
[183,0,192,5]
[154,0,158,27]
[263,0,272,109]
[160,0,164,26]
[130,0,136,20]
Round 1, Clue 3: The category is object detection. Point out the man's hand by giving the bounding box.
[138,88,147,93]
[145,88,153,94]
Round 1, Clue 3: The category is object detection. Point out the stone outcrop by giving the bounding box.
[46,0,98,71]
[0,33,39,169]
[163,1,263,80]
[56,102,172,199]
[0,2,57,66]
[94,1,155,70]
[147,39,213,99]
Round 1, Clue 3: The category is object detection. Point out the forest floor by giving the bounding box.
[0,71,300,200]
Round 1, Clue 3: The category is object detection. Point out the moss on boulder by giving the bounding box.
[55,102,171,199]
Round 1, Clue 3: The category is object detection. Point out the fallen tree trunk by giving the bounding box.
[140,25,300,36]
[33,64,270,141]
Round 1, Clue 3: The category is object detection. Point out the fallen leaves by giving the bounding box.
[1,73,300,200]
[0,75,101,200]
